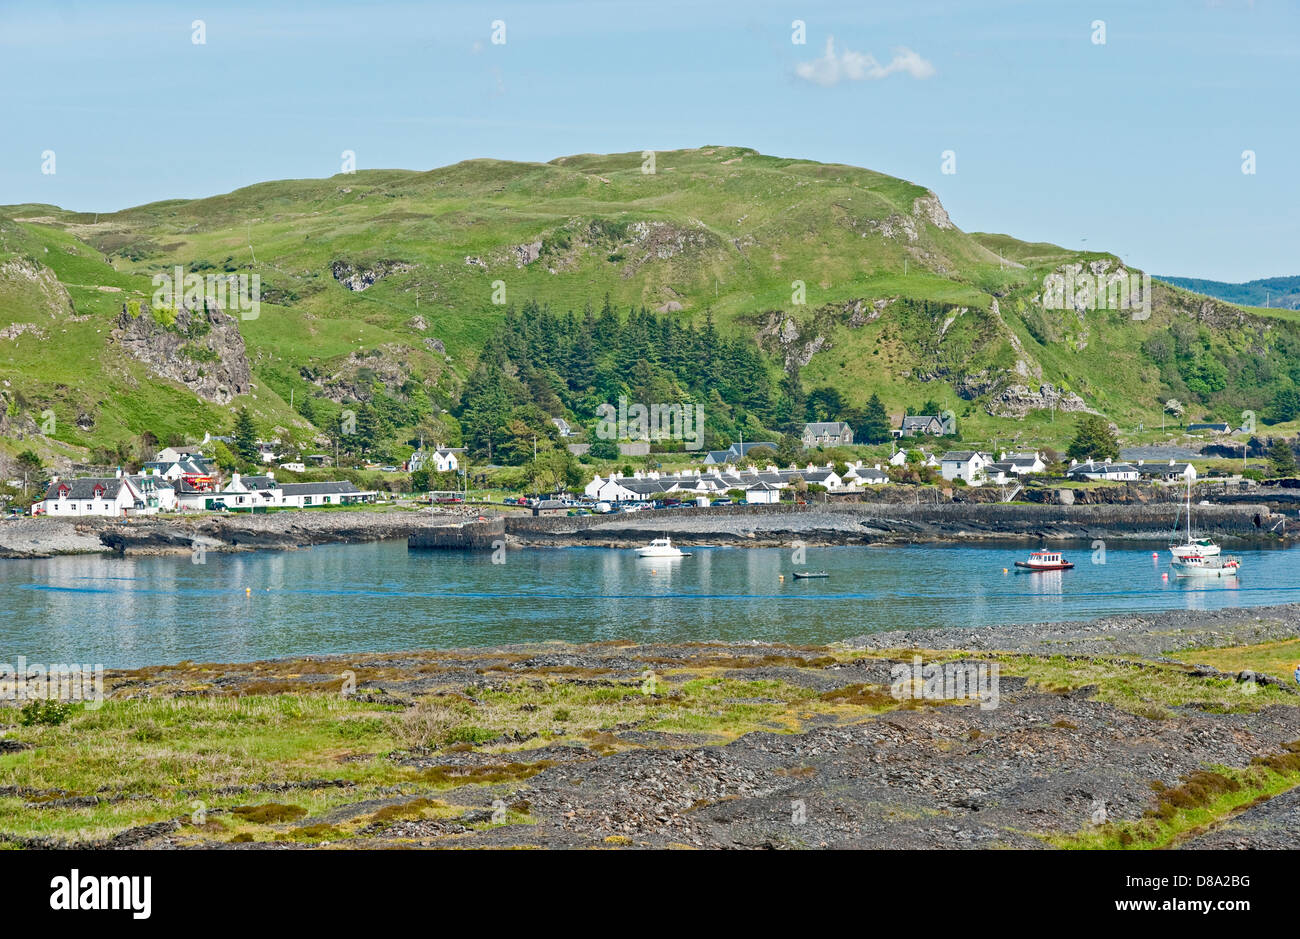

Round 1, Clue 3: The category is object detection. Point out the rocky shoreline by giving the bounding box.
[4,501,1286,559]
[0,508,466,559]
[6,602,1300,850]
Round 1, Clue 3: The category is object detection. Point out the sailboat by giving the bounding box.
[1169,476,1241,577]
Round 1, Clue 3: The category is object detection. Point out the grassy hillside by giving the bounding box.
[2,145,1296,473]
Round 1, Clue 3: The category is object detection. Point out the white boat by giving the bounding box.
[1169,477,1241,577]
[1014,550,1074,572]
[635,536,685,558]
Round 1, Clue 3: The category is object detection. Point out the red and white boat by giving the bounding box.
[1014,550,1074,572]
[1169,476,1242,578]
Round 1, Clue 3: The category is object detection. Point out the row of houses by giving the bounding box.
[584,461,890,504]
[938,451,1046,485]
[37,468,378,517]
[937,451,1196,486]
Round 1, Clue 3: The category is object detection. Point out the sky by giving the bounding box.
[1,0,1295,282]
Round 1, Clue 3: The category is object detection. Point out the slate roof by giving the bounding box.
[229,475,281,492]
[1068,462,1139,476]
[1137,463,1192,475]
[44,477,131,500]
[279,481,365,496]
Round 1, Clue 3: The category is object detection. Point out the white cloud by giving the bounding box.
[795,37,935,87]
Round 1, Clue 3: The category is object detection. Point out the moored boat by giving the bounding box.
[1169,476,1241,577]
[1171,553,1241,577]
[1014,550,1074,572]
[635,536,686,558]
[792,570,828,579]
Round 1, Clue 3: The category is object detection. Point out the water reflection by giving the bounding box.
[0,543,1294,667]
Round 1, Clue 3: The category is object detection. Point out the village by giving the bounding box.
[28,444,381,518]
[10,409,1268,521]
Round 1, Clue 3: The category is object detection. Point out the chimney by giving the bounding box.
[115,467,122,478]
[232,472,241,486]
[267,471,275,480]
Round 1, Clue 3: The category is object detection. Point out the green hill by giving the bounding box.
[2,145,1297,476]
[1156,274,1300,312]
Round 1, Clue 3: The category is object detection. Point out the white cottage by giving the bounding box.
[39,474,143,517]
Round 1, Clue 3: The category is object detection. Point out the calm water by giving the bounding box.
[1,542,1298,668]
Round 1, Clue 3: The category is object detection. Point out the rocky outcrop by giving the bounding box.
[330,259,414,292]
[0,257,75,318]
[0,389,39,441]
[987,382,1093,418]
[512,241,542,267]
[112,301,251,404]
[304,343,432,403]
[911,191,954,230]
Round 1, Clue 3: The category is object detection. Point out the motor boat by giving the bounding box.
[1014,550,1074,571]
[635,536,686,558]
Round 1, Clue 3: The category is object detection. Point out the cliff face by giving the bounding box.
[112,301,251,404]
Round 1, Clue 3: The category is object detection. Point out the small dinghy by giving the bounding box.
[792,570,829,579]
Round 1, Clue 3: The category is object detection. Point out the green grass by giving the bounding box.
[989,652,1293,718]
[1179,638,1300,684]
[1050,754,1300,849]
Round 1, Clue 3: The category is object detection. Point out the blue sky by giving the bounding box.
[1,0,1295,281]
